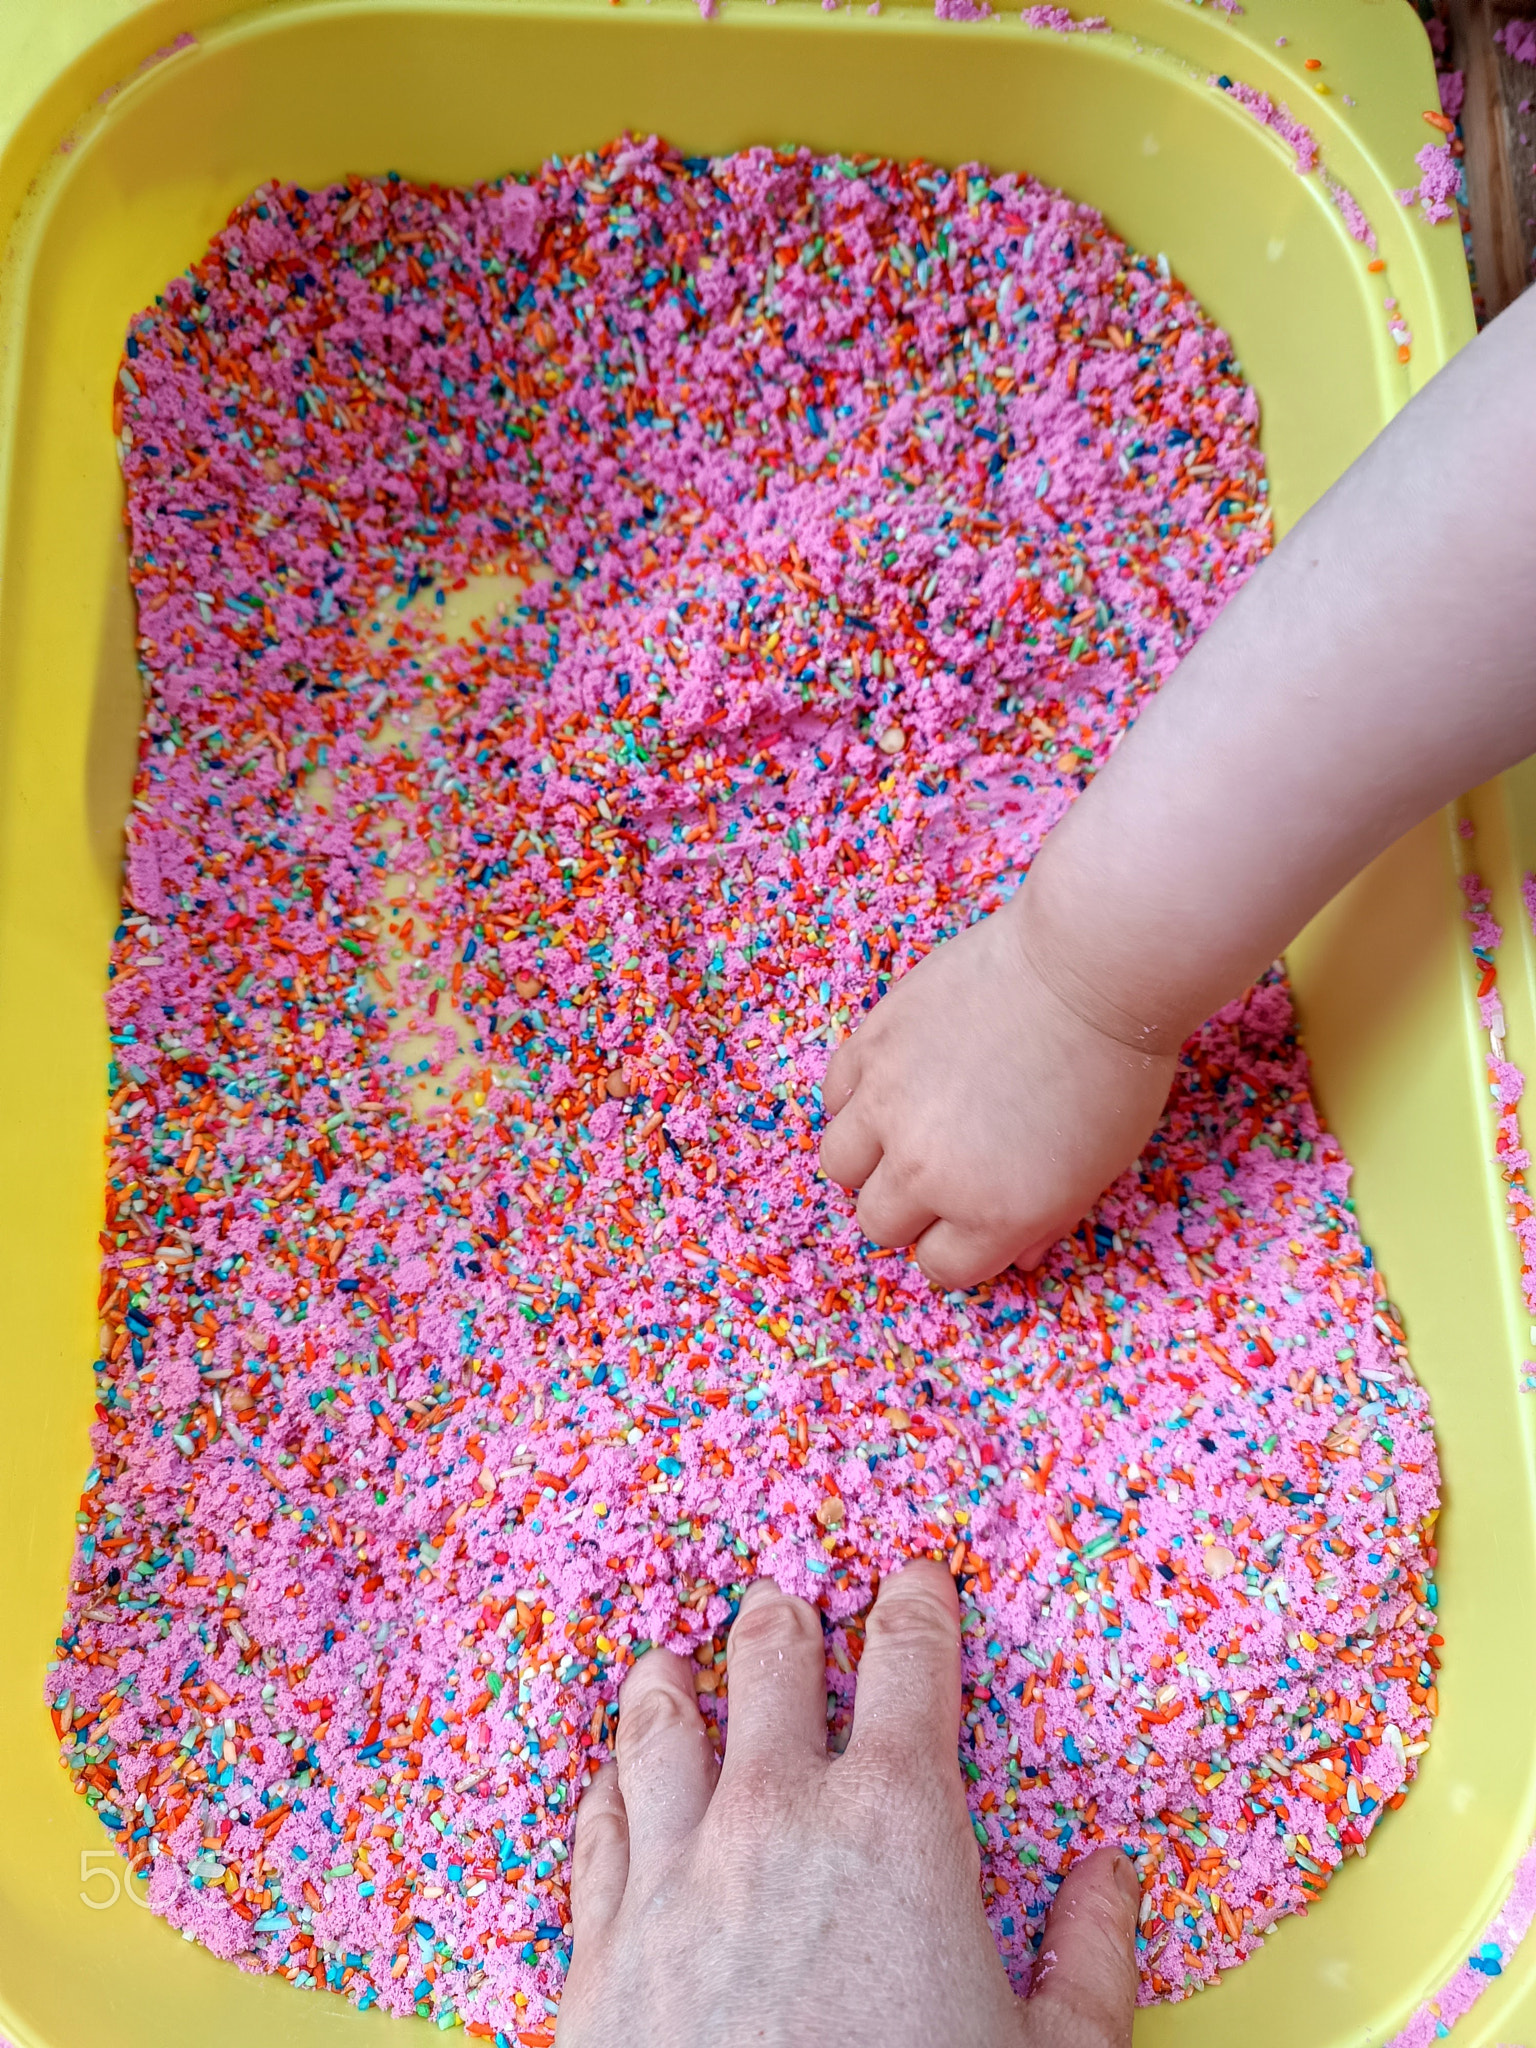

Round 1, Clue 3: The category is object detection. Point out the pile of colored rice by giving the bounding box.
[55,137,1440,2030]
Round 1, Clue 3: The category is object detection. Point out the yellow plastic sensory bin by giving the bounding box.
[2,0,1534,2043]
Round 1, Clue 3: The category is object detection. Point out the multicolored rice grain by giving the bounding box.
[54,138,1439,2031]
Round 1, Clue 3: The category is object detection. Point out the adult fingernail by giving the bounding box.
[1115,1850,1141,1904]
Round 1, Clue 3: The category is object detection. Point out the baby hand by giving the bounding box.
[819,896,1173,1289]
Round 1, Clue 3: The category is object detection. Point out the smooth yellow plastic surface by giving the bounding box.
[0,2,1526,2044]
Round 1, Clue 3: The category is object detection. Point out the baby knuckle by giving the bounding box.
[880,1143,927,1190]
[919,1244,985,1291]
[822,1141,863,1189]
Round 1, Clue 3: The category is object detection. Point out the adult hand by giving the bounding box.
[557,1560,1139,2048]
[818,894,1173,1291]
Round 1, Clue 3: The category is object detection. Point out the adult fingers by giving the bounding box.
[819,1096,884,1192]
[1025,1847,1139,2048]
[568,1758,630,1947]
[843,1559,962,1770]
[854,1156,939,1250]
[614,1649,718,1874]
[719,1577,828,1780]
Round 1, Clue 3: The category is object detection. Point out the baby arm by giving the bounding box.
[820,285,1536,1289]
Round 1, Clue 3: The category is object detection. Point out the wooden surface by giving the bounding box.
[1445,0,1536,316]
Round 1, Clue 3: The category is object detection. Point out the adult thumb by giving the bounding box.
[1025,1846,1139,2048]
